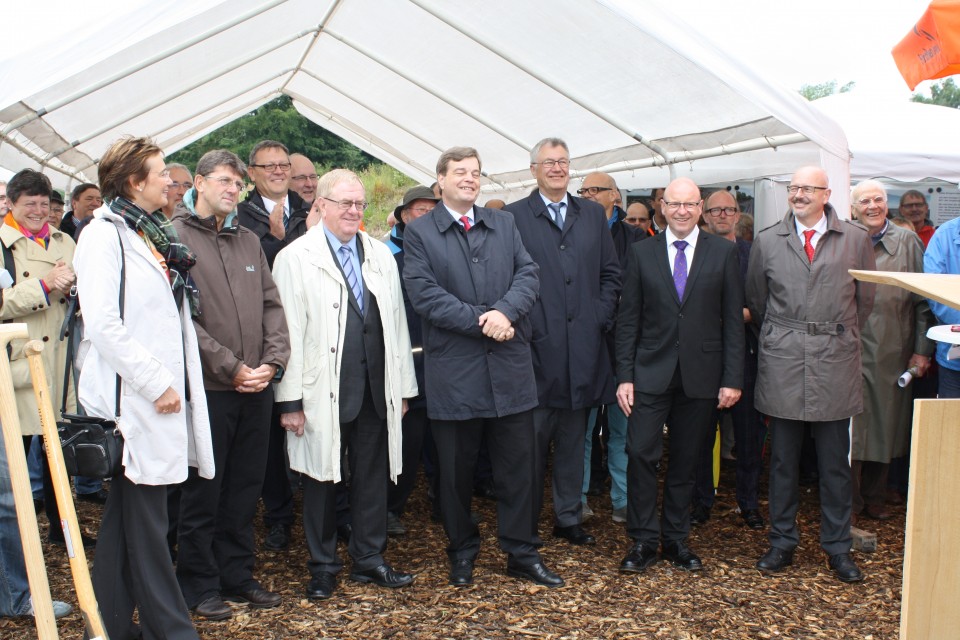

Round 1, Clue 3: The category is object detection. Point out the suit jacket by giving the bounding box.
[505,190,621,409]
[615,231,745,399]
[237,189,310,268]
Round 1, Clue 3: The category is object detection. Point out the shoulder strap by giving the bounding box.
[1,242,14,284]
[60,224,125,417]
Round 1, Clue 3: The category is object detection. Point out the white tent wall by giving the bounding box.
[0,0,850,214]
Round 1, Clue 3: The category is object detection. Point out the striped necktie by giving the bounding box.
[338,245,363,313]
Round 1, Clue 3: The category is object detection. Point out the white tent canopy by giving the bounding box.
[811,93,960,185]
[0,0,850,214]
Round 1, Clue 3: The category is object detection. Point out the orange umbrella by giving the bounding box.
[893,0,960,90]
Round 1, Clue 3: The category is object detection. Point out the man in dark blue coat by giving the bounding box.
[403,146,562,589]
[504,138,621,547]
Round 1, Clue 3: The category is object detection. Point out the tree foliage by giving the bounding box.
[912,78,960,108]
[797,80,855,101]
[168,95,376,170]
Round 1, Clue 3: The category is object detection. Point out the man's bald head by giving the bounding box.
[703,190,740,240]
[579,171,618,218]
[289,153,318,204]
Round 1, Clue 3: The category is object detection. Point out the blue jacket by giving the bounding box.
[923,216,960,370]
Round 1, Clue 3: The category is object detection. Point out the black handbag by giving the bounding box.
[57,225,126,479]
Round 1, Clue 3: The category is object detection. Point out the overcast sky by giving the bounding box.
[653,0,936,100]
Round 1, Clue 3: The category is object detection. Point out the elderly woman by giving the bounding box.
[0,169,88,547]
[74,137,214,640]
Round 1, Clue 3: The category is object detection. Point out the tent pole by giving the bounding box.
[0,0,289,137]
[407,0,674,168]
[0,133,88,182]
[322,28,532,153]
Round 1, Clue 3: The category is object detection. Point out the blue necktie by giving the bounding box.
[673,240,688,299]
[549,202,565,229]
[338,246,363,313]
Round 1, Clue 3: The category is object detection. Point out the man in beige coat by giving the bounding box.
[273,169,417,601]
[746,166,876,583]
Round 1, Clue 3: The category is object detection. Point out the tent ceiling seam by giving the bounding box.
[0,0,289,137]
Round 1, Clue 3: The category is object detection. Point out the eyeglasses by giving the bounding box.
[576,186,612,196]
[534,159,570,169]
[786,185,828,196]
[855,196,887,207]
[249,162,292,173]
[169,181,191,190]
[663,201,701,211]
[291,174,319,183]
[323,197,368,212]
[625,217,649,224]
[406,206,433,216]
[705,207,738,217]
[204,175,245,191]
[900,202,927,209]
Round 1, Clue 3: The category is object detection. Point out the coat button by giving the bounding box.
[567,316,573,322]
[64,331,70,337]
[330,347,336,353]
[42,336,49,342]
[678,313,683,318]
[31,306,38,311]
[60,298,66,304]
[333,302,339,309]
[674,341,680,348]
[37,304,43,309]
[330,392,335,398]
[559,245,566,250]
[487,350,493,355]
[472,257,479,263]
[23,271,29,277]
[566,278,572,284]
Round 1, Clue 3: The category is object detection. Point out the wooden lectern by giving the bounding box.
[851,270,960,640]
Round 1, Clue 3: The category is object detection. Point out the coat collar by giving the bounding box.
[775,203,843,237]
[429,202,498,233]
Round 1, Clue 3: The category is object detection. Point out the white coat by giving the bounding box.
[273,226,417,483]
[72,207,214,485]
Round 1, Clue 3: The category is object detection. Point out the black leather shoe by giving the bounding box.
[619,541,658,573]
[306,572,337,600]
[337,523,352,543]
[506,560,564,588]
[690,504,711,526]
[387,512,407,536]
[192,596,232,621]
[49,531,96,549]
[222,588,281,609]
[552,524,596,546]
[473,480,498,500]
[661,541,703,571]
[263,523,290,551]
[349,563,414,588]
[756,547,794,573]
[77,488,109,505]
[741,509,765,530]
[829,553,864,583]
[449,558,474,586]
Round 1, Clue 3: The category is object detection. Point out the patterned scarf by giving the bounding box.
[108,196,200,316]
[4,212,51,249]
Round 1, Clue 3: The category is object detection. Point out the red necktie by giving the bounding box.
[460,215,472,231]
[803,229,816,263]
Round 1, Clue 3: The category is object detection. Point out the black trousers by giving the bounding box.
[532,408,589,528]
[432,410,541,565]
[387,406,428,516]
[626,366,715,546]
[304,388,388,576]
[176,388,273,607]
[260,405,294,527]
[768,417,852,555]
[89,476,197,640]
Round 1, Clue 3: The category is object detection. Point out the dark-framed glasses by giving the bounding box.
[576,186,612,196]
[705,206,738,217]
[663,201,701,211]
[535,159,570,169]
[786,185,828,195]
[250,162,292,172]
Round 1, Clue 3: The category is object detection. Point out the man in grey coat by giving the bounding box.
[746,166,876,583]
[403,146,562,589]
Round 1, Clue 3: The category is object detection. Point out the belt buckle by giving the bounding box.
[807,322,817,335]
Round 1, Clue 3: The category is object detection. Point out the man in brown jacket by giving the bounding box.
[746,166,875,583]
[172,150,290,620]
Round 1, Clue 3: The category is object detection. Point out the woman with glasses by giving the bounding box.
[74,136,214,640]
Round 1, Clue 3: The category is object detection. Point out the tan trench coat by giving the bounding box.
[746,205,876,422]
[852,224,934,462]
[0,224,75,435]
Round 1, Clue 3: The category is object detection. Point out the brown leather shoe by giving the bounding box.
[222,588,281,609]
[863,504,892,520]
[192,596,232,621]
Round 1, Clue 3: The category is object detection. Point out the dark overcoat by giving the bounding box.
[402,204,540,421]
[505,190,621,409]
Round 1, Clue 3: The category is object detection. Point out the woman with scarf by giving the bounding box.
[73,137,214,640]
